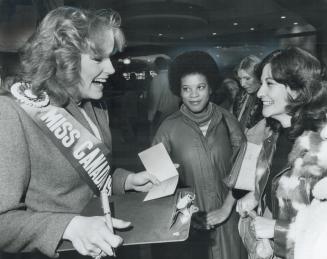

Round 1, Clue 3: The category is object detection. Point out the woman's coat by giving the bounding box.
[153,104,245,259]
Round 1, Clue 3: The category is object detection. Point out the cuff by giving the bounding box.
[273,219,290,258]
[112,168,132,195]
[44,214,77,258]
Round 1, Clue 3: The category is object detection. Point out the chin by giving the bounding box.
[262,109,272,118]
[92,92,103,100]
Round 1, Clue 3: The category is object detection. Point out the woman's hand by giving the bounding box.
[236,191,258,217]
[124,164,178,192]
[206,190,235,229]
[191,212,208,230]
[206,207,230,228]
[124,171,159,192]
[63,216,131,257]
[253,216,276,239]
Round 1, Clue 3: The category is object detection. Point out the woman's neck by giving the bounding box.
[275,114,292,128]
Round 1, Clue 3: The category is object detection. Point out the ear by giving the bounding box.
[286,86,298,100]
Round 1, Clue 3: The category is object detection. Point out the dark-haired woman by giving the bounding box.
[152,51,246,259]
[236,47,327,259]
[0,7,157,259]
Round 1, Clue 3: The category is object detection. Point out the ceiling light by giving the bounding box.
[118,58,131,64]
[293,22,298,25]
[233,22,238,26]
[158,33,163,36]
[180,36,184,40]
[250,27,255,31]
[212,32,217,36]
[281,16,286,19]
[122,58,131,65]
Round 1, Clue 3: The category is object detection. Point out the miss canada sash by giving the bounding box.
[17,101,112,197]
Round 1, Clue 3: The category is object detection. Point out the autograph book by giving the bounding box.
[58,189,193,252]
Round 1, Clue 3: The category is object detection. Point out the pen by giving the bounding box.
[100,189,116,257]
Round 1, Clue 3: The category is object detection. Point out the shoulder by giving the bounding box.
[214,104,237,121]
[288,127,327,177]
[0,95,25,120]
[160,111,183,125]
[154,111,183,137]
[213,104,246,144]
[246,119,272,144]
[213,104,243,131]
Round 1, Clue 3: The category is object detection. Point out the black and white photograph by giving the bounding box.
[1,1,327,259]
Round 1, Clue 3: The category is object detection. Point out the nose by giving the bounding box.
[240,78,246,87]
[190,89,199,98]
[102,58,115,75]
[257,84,265,98]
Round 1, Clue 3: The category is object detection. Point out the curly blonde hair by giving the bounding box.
[19,6,125,106]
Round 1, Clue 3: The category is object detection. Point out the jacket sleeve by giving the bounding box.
[274,219,291,258]
[112,167,132,195]
[0,100,76,258]
[220,109,246,188]
[221,109,246,159]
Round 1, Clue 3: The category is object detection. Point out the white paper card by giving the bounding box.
[143,175,179,201]
[139,143,178,182]
[234,142,262,191]
[138,143,179,201]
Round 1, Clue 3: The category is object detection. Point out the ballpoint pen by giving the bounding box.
[100,189,116,257]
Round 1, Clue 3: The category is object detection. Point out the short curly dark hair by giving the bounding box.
[169,51,221,96]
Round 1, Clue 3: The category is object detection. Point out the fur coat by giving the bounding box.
[275,123,327,259]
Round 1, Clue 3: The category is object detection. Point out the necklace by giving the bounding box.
[11,82,50,108]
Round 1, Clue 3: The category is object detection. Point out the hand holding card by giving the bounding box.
[138,143,179,201]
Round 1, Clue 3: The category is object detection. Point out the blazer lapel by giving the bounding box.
[64,100,94,134]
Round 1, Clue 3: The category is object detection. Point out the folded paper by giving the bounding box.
[234,142,262,191]
[138,143,179,201]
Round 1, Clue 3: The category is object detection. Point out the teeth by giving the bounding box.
[94,78,107,83]
[263,101,274,105]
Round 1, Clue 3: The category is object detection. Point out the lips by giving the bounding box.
[189,101,201,105]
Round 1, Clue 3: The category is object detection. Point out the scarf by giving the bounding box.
[180,102,214,126]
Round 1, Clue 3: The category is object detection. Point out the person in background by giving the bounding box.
[236,47,327,259]
[213,77,240,113]
[147,56,180,138]
[234,55,263,132]
[152,50,246,259]
[0,7,157,259]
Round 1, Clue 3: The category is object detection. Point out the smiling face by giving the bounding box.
[180,73,211,113]
[257,63,294,127]
[237,69,260,94]
[79,30,115,100]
